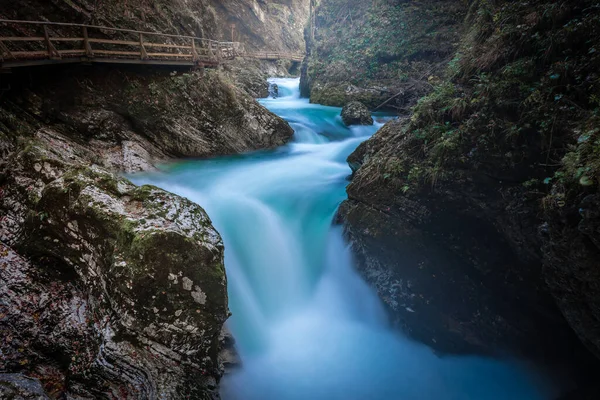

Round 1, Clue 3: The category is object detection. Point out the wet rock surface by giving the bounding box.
[341,101,373,126]
[0,374,50,399]
[0,131,229,398]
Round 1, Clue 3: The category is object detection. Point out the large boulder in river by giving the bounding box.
[341,101,374,126]
[0,131,229,399]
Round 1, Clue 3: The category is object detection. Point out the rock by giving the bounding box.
[0,374,50,399]
[335,118,596,369]
[1,66,294,173]
[341,101,374,126]
[218,327,242,374]
[542,194,600,359]
[270,83,280,98]
[557,385,600,400]
[0,135,229,399]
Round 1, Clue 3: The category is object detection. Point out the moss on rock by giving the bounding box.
[1,133,229,398]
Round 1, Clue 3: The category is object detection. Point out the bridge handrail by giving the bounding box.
[0,19,304,67]
[0,19,237,46]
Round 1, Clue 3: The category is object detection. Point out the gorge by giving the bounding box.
[2,0,600,399]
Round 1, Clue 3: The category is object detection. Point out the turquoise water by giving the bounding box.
[130,78,555,400]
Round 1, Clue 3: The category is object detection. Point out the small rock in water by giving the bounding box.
[269,83,279,98]
[341,101,374,126]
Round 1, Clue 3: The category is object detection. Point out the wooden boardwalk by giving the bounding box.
[0,20,304,70]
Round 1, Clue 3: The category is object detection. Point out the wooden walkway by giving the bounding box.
[0,20,304,70]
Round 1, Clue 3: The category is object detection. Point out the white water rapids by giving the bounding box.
[131,78,555,400]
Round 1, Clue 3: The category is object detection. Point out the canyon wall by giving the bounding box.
[305,0,600,387]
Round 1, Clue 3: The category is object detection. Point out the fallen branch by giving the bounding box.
[373,90,405,111]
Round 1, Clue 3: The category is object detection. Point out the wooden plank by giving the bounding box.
[0,57,219,68]
[88,38,139,46]
[91,50,144,56]
[146,53,192,58]
[50,37,84,42]
[88,38,193,50]
[0,36,45,41]
[58,49,86,55]
[0,19,239,45]
[11,50,49,57]
[89,50,192,59]
[145,42,192,50]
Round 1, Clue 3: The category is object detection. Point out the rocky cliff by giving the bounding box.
[316,0,600,387]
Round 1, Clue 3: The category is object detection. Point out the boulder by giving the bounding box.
[0,374,50,399]
[341,101,374,126]
[0,132,229,399]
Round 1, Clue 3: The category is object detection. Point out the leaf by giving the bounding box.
[579,176,594,186]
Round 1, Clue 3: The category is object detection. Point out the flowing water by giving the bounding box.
[131,78,556,400]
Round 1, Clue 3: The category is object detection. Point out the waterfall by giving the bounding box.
[130,78,555,400]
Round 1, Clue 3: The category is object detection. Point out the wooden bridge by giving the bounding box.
[0,20,304,70]
[243,52,304,63]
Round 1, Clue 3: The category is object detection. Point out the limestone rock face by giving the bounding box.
[1,66,294,174]
[336,117,598,372]
[542,193,600,360]
[0,133,229,399]
[0,374,50,399]
[341,101,373,126]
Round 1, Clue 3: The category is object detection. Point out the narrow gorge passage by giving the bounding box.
[131,78,555,400]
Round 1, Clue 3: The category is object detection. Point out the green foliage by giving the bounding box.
[364,0,600,206]
[308,0,465,86]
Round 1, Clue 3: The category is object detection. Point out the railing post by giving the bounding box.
[43,25,61,59]
[139,33,148,60]
[0,41,15,61]
[191,38,198,62]
[216,43,223,62]
[82,26,94,58]
[208,42,214,61]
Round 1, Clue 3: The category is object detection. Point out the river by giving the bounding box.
[131,78,554,400]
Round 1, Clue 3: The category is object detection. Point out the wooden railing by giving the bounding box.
[0,19,241,68]
[243,52,304,62]
[0,20,305,69]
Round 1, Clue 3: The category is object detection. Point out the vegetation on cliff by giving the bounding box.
[302,0,465,108]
